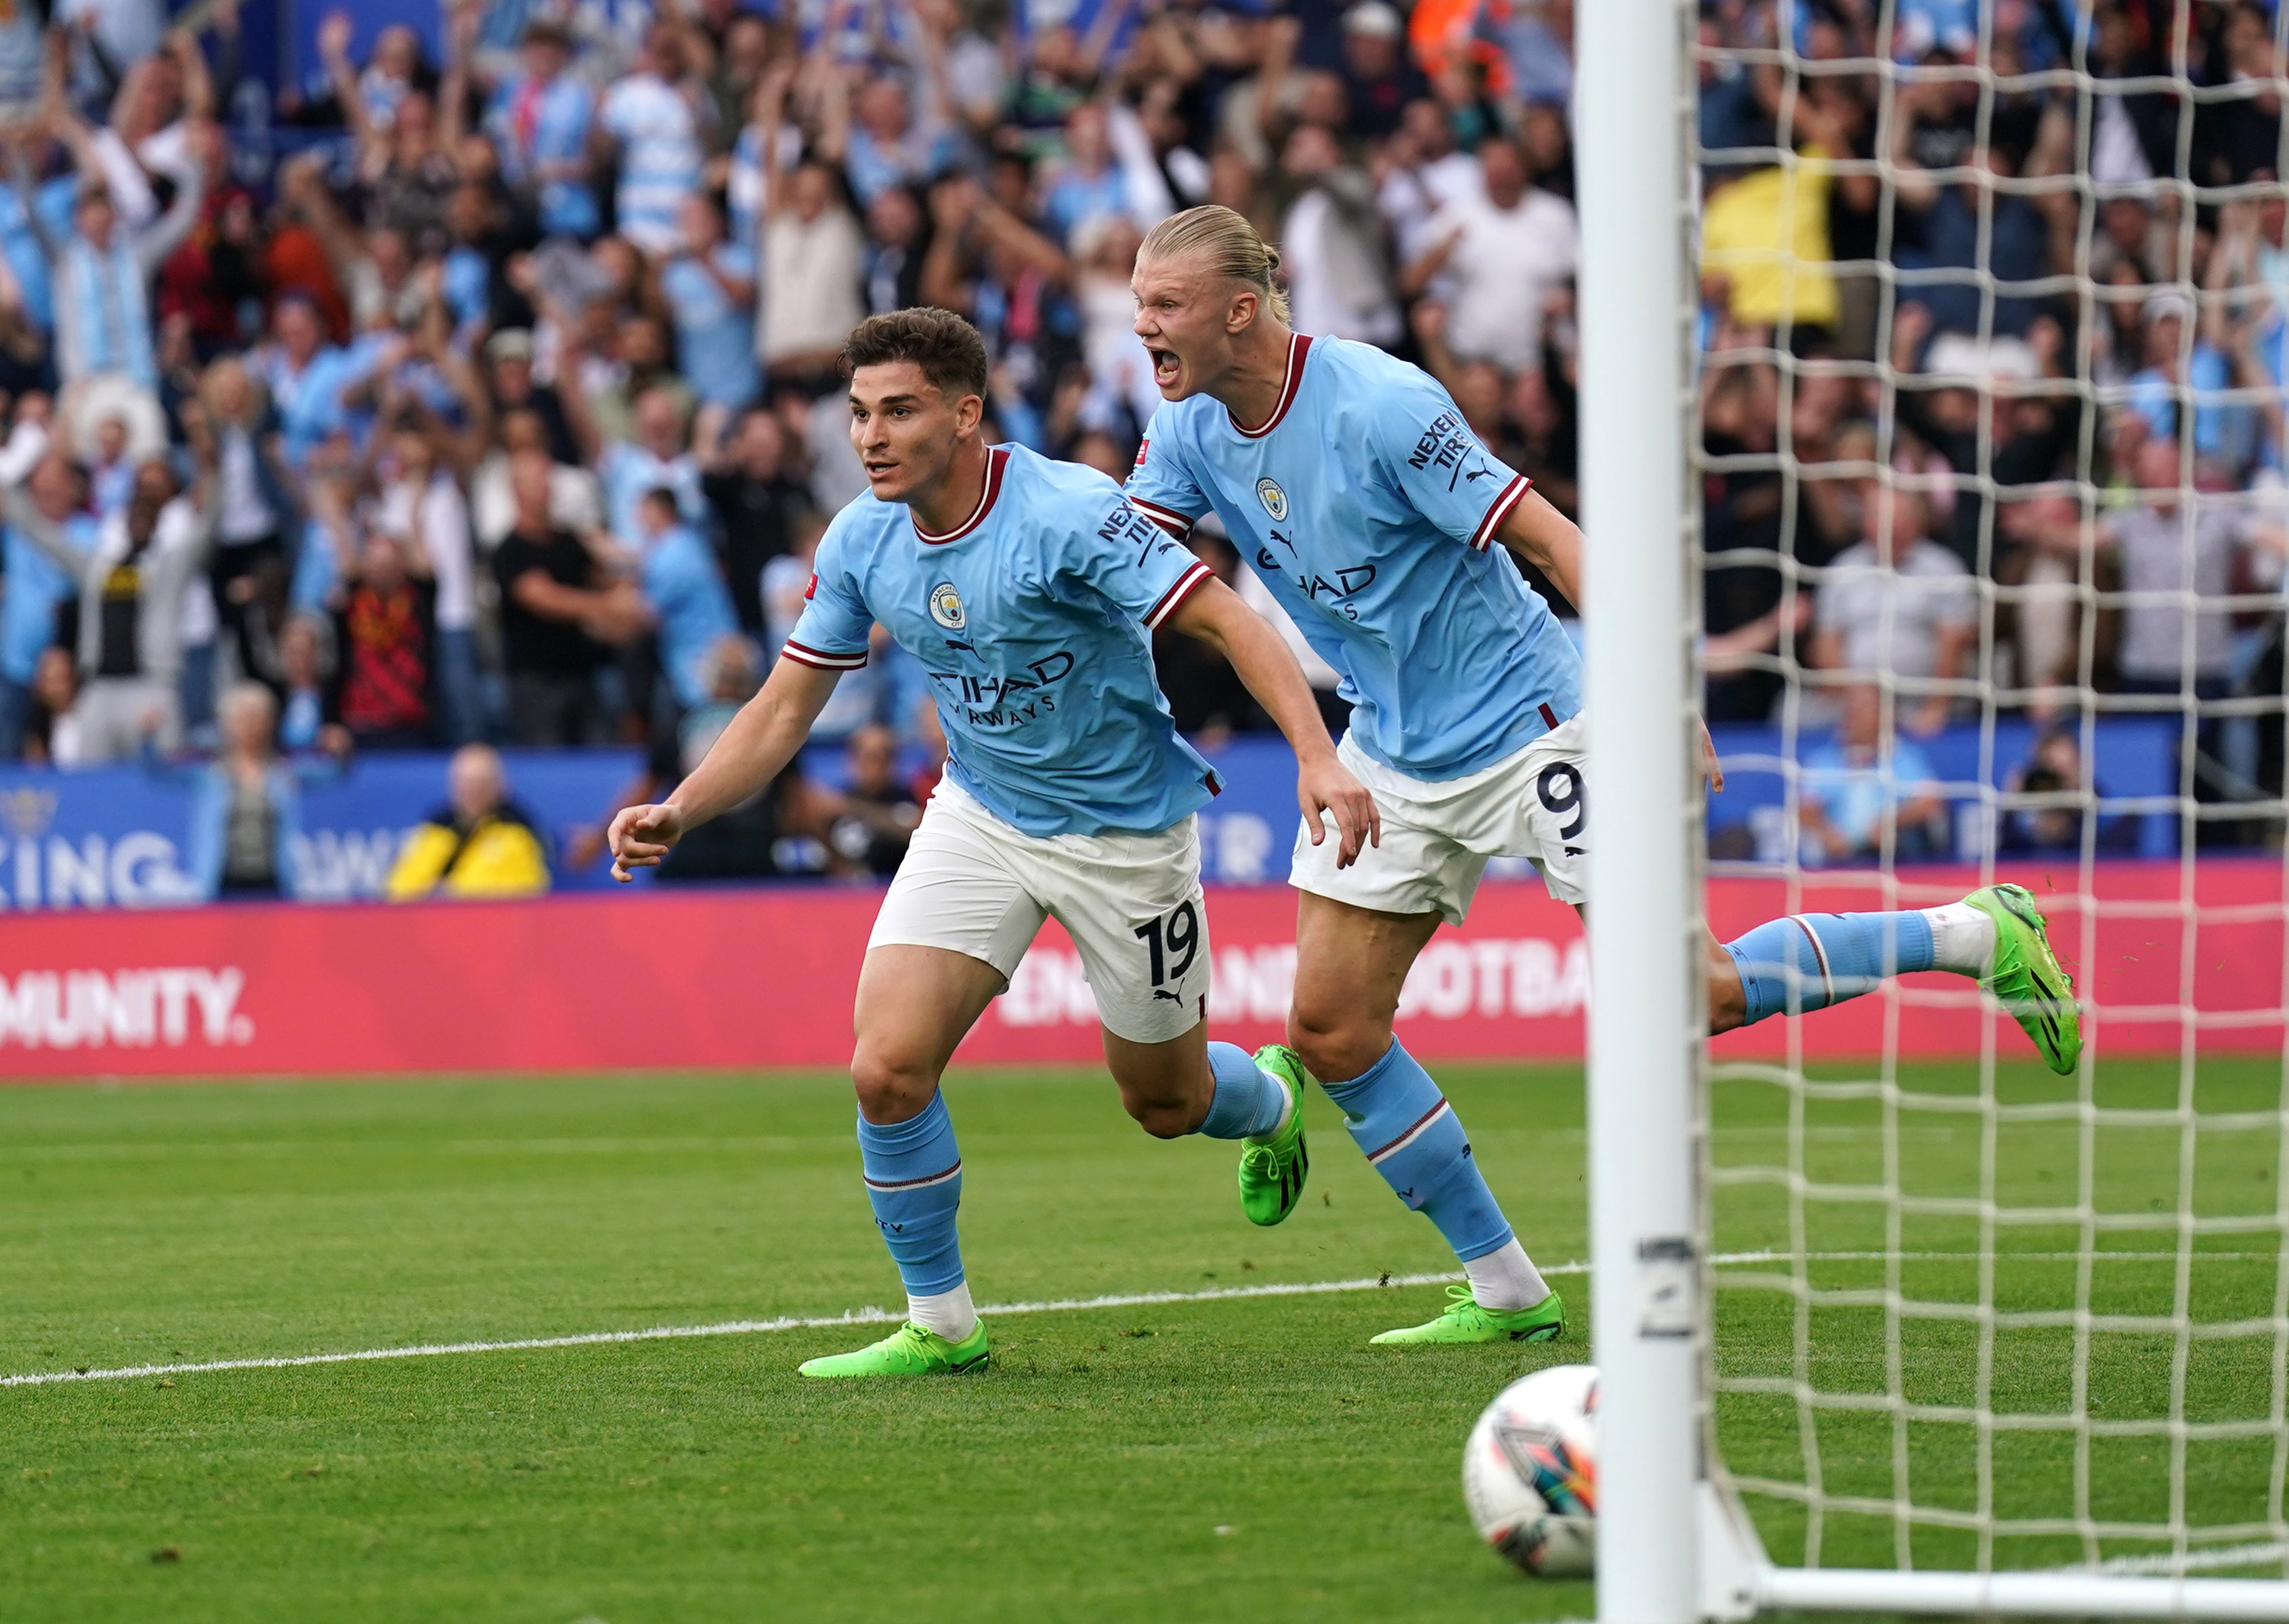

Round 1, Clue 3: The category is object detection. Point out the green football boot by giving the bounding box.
[796,1319,990,1379]
[1965,883,2081,1076]
[1236,1044,1310,1226]
[1370,1284,1568,1346]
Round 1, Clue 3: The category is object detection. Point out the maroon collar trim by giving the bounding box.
[1227,334,1312,440]
[914,446,1010,544]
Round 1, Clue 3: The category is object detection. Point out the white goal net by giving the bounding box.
[1639,0,2289,1615]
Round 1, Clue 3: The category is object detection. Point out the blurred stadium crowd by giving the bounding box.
[0,0,1574,892]
[0,0,2282,896]
[1699,0,2289,855]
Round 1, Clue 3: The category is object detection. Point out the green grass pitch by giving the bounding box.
[2,1056,2281,1622]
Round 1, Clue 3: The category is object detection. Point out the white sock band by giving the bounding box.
[1268,1077,1296,1138]
[1463,1239,1550,1312]
[1922,901,1997,977]
[907,1281,978,1343]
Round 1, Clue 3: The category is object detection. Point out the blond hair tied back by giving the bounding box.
[1138,205,1291,326]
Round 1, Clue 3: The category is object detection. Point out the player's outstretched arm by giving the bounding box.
[607,656,844,880]
[1164,576,1382,868]
[1495,486,1726,792]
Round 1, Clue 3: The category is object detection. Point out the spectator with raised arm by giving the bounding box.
[1278,120,1398,347]
[0,407,85,756]
[200,354,299,696]
[754,62,863,387]
[480,19,597,242]
[0,404,217,758]
[655,191,756,429]
[818,58,955,211]
[593,18,704,259]
[318,21,453,257]
[14,98,202,434]
[251,293,355,470]
[1401,134,1574,379]
[377,419,479,744]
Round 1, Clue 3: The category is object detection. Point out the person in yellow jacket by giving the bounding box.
[384,744,553,899]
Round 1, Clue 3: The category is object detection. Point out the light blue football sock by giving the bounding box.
[1192,1040,1291,1139]
[855,1091,966,1297]
[1724,910,1938,1025]
[1321,1040,1514,1263]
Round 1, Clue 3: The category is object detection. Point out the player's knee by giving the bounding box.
[1117,1073,1200,1138]
[1287,1006,1388,1088]
[848,1049,941,1124]
[1121,1090,1195,1139]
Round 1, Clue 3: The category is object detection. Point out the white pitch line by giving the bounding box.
[0,1269,1474,1390]
[5,1248,2279,1391]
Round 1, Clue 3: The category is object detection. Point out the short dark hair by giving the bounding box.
[840,308,990,403]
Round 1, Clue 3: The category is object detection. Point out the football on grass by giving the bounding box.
[1461,1363,1598,1577]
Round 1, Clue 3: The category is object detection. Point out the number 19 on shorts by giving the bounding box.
[1134,900,1201,991]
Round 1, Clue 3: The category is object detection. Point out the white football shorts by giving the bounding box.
[868,776,1212,1044]
[1289,716,1589,925]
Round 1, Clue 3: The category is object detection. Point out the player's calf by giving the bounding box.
[1317,1038,1559,1336]
[1717,907,1961,1029]
[854,1092,966,1310]
[1105,1024,1221,1138]
[1716,887,2080,1073]
[1107,1028,1309,1223]
[1324,1042,1509,1254]
[796,1088,985,1380]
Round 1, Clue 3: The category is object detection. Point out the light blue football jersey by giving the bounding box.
[785,444,1222,838]
[1126,335,1582,782]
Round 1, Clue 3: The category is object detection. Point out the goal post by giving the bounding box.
[1578,0,1704,1619]
[1577,0,2289,1619]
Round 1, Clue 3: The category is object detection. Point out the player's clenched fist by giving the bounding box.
[607,803,687,881]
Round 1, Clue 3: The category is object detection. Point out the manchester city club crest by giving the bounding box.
[928,581,966,630]
[1256,477,1288,521]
